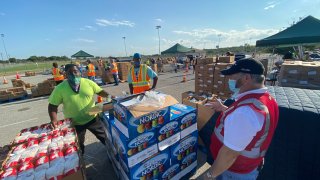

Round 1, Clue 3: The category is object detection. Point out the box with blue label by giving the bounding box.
[111,123,159,172]
[113,93,178,139]
[121,148,171,180]
[101,111,114,144]
[170,104,198,139]
[170,130,198,167]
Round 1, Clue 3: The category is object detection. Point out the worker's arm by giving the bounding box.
[150,76,158,90]
[129,83,134,94]
[48,104,59,128]
[207,145,240,179]
[97,90,110,98]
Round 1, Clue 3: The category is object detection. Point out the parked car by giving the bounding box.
[310,53,320,60]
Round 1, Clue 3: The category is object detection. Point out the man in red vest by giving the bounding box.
[203,58,279,180]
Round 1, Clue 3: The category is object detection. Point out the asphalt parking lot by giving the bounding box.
[0,71,203,179]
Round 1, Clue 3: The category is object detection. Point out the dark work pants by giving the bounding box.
[74,117,106,154]
[112,73,119,85]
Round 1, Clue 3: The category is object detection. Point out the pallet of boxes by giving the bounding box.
[11,79,35,89]
[0,87,28,103]
[0,119,86,180]
[101,92,199,180]
[117,62,132,82]
[182,56,235,145]
[31,79,56,98]
[278,61,320,90]
[25,71,36,77]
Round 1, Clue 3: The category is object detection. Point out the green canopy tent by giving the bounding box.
[71,50,94,58]
[256,15,320,58]
[256,16,320,47]
[161,43,192,54]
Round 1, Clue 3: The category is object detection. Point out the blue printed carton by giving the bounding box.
[110,123,159,173]
[161,163,181,180]
[170,104,198,139]
[157,103,197,151]
[101,111,114,144]
[170,130,198,167]
[121,148,171,180]
[113,93,178,139]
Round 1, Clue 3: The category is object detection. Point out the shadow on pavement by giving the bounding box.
[83,142,117,180]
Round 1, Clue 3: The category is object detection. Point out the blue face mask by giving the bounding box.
[134,61,141,67]
[68,73,81,86]
[228,79,240,93]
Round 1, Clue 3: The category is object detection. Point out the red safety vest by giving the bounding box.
[87,64,96,77]
[52,68,64,81]
[130,64,150,94]
[210,92,279,174]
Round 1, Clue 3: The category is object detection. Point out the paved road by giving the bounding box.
[0,71,197,180]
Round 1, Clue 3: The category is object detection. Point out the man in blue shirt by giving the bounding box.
[127,53,158,94]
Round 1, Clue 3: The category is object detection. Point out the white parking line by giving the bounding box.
[0,118,38,128]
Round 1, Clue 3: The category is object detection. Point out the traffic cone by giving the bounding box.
[97,96,103,103]
[16,72,21,80]
[181,72,186,83]
[3,76,8,84]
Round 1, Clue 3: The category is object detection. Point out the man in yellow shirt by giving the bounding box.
[48,64,112,154]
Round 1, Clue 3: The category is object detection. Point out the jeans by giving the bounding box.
[87,76,95,81]
[216,169,259,180]
[112,73,119,85]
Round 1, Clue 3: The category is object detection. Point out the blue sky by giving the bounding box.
[0,0,319,59]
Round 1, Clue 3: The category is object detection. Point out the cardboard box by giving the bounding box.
[111,123,158,170]
[170,104,197,132]
[113,93,178,139]
[197,104,215,131]
[182,96,206,109]
[120,149,171,180]
[170,131,198,173]
[218,56,235,63]
[181,91,195,102]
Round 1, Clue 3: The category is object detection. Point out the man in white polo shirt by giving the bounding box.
[204,58,279,180]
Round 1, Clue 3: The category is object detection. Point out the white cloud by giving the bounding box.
[74,38,95,43]
[96,19,135,27]
[0,12,5,16]
[155,18,163,22]
[264,1,280,10]
[80,25,97,31]
[172,27,278,48]
[264,4,276,10]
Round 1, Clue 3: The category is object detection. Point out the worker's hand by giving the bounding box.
[51,120,58,129]
[205,100,227,112]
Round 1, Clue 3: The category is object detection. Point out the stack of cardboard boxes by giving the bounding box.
[102,93,199,180]
[31,79,56,97]
[195,56,234,100]
[11,79,35,89]
[117,62,132,81]
[278,61,320,90]
[212,63,233,99]
[0,87,28,102]
[25,71,36,76]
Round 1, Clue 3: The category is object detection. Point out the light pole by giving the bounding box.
[217,34,222,49]
[1,34,9,61]
[156,26,161,55]
[122,36,127,57]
